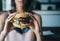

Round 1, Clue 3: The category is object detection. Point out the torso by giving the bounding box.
[5,28,36,41]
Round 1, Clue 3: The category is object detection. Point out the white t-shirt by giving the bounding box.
[4,29,35,41]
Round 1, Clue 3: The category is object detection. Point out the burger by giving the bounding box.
[10,13,32,29]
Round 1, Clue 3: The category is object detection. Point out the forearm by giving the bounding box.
[35,32,42,41]
[0,24,8,41]
[0,31,6,41]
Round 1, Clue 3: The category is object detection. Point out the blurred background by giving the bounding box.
[0,0,60,41]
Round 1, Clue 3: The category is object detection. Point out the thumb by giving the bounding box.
[29,25,35,32]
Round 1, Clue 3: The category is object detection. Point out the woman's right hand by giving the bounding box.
[0,13,16,41]
[4,13,16,33]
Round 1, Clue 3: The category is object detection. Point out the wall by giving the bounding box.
[37,0,60,2]
[41,4,56,10]
[37,0,49,3]
[33,11,60,27]
[2,0,11,11]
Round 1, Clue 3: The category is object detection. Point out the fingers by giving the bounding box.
[29,14,37,22]
[29,26,33,30]
[7,13,16,22]
[25,12,36,21]
[7,13,16,19]
[8,15,15,21]
[29,13,39,28]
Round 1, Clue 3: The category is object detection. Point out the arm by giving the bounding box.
[33,14,42,41]
[35,32,41,41]
[0,13,16,41]
[0,12,8,41]
[0,12,8,33]
[29,13,42,41]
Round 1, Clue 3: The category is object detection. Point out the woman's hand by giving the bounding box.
[28,14,40,34]
[28,14,42,41]
[4,13,16,33]
[0,13,16,41]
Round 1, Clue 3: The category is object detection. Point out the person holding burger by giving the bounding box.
[0,0,42,41]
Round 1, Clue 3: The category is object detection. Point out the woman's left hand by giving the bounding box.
[28,14,40,34]
[26,13,41,41]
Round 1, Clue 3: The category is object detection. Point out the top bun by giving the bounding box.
[14,13,29,18]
